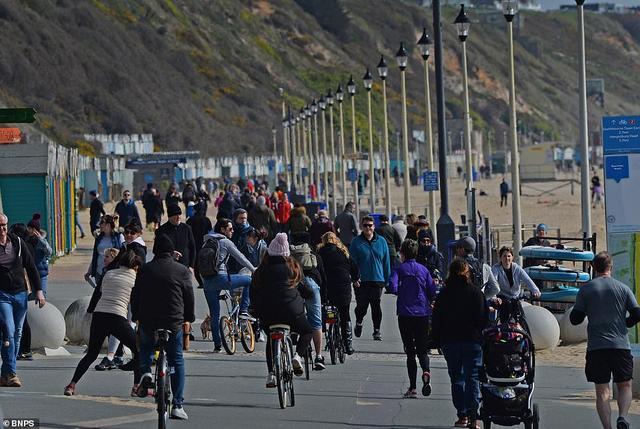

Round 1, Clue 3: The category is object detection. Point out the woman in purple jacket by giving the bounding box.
[387,239,437,399]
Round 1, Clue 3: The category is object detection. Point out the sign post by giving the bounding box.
[0,108,37,124]
[602,115,640,343]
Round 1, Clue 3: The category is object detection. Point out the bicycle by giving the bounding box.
[268,324,296,409]
[138,329,172,429]
[218,289,256,355]
[324,305,346,365]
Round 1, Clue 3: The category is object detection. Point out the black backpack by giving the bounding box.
[467,256,484,289]
[198,236,224,278]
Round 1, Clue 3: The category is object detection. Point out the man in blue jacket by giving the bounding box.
[350,216,390,341]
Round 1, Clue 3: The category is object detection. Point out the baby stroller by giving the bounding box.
[479,298,539,428]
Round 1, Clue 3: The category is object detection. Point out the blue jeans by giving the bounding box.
[0,290,28,376]
[303,277,322,330]
[139,327,185,407]
[203,274,251,347]
[441,342,482,420]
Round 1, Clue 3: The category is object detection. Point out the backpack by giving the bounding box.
[289,243,317,270]
[198,236,224,278]
[467,256,484,289]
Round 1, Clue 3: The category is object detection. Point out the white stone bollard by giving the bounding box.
[522,304,560,351]
[559,306,588,345]
[64,296,93,345]
[28,301,66,349]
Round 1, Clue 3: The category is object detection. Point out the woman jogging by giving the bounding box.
[387,239,437,399]
[64,249,141,397]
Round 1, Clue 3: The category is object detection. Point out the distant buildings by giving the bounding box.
[559,3,640,14]
[413,0,541,10]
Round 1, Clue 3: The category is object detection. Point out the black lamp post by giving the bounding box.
[363,68,375,213]
[336,84,347,208]
[377,55,392,218]
[326,89,337,216]
[396,42,411,214]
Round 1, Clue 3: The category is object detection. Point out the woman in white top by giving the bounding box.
[491,246,541,323]
[64,249,141,397]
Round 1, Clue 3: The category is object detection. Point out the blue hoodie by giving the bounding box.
[349,232,391,284]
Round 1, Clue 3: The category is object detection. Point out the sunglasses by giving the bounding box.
[362,224,374,228]
[124,230,137,235]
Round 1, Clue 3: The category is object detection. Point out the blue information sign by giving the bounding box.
[602,116,640,155]
[422,171,439,192]
[267,159,276,169]
[347,168,358,183]
[302,167,309,177]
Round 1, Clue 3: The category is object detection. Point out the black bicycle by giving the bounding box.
[152,329,172,429]
[323,305,345,365]
[269,324,295,409]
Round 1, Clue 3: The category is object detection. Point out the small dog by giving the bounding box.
[200,315,212,340]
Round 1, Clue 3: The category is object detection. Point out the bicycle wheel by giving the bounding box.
[336,326,346,364]
[219,316,236,355]
[328,325,337,365]
[286,336,295,407]
[274,339,286,409]
[155,352,168,429]
[280,340,290,409]
[240,319,255,353]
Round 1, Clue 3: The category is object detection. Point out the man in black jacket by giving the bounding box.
[132,234,194,420]
[375,215,402,268]
[88,190,105,233]
[0,213,44,387]
[156,204,197,269]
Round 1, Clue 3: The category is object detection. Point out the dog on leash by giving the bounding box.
[200,315,212,340]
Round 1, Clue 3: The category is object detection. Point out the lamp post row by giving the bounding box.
[275,0,591,250]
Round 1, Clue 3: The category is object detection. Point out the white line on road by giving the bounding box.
[68,411,156,427]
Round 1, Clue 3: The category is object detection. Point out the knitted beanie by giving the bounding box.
[267,233,290,257]
[27,213,42,231]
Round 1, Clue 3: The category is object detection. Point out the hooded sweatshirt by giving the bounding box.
[203,232,255,277]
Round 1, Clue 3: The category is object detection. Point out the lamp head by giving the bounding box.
[396,42,408,71]
[326,89,334,105]
[336,84,344,102]
[362,68,373,91]
[318,96,326,110]
[347,75,356,96]
[454,4,470,42]
[417,27,431,60]
[502,0,517,21]
[311,99,318,113]
[377,55,388,80]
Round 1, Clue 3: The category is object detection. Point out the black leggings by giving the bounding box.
[354,283,383,329]
[19,318,31,354]
[337,304,351,331]
[264,315,313,373]
[398,315,430,390]
[71,312,140,384]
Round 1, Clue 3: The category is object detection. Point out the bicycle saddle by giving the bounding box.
[269,324,291,331]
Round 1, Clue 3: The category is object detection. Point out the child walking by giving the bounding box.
[387,239,438,398]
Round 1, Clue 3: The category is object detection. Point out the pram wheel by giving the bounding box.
[524,403,539,429]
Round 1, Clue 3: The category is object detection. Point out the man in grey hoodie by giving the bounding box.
[334,202,359,247]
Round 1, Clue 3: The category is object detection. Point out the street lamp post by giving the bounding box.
[282,116,291,191]
[272,125,277,183]
[455,4,476,240]
[291,115,298,192]
[503,0,523,258]
[336,84,347,208]
[396,42,411,215]
[576,0,592,240]
[327,90,338,217]
[305,105,313,199]
[319,96,329,206]
[300,108,309,198]
[377,55,392,218]
[363,68,375,213]
[417,28,437,243]
[311,99,321,201]
[347,75,359,215]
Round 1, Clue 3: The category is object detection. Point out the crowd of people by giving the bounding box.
[0,177,636,429]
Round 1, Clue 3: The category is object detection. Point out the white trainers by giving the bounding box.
[266,373,276,388]
[292,353,304,376]
[170,406,188,420]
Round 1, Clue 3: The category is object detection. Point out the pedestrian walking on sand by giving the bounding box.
[570,251,640,429]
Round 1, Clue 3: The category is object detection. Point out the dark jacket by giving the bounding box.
[131,253,195,333]
[26,235,52,278]
[375,223,402,263]
[310,217,335,248]
[250,255,306,324]
[431,275,487,346]
[248,204,278,241]
[114,199,140,228]
[287,206,312,235]
[144,195,164,224]
[186,212,212,253]
[317,244,359,307]
[334,210,358,246]
[416,244,445,280]
[89,232,125,277]
[218,193,239,220]
[89,198,105,230]
[0,233,42,294]
[156,221,196,268]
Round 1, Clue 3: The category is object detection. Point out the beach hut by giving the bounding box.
[0,137,78,255]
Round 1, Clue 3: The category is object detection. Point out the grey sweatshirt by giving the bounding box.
[204,232,255,276]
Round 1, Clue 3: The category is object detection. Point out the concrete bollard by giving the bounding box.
[559,306,588,345]
[64,296,93,345]
[522,304,560,351]
[28,301,66,349]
